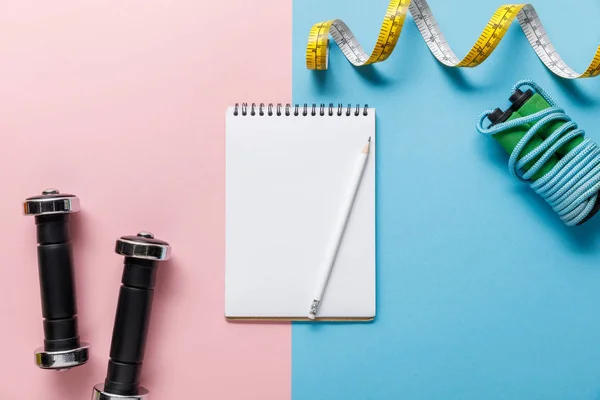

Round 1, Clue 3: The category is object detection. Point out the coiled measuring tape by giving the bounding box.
[306,0,600,79]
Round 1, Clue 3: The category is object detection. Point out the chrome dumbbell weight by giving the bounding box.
[92,232,170,399]
[23,189,89,370]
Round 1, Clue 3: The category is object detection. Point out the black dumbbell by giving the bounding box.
[92,232,171,400]
[23,189,89,370]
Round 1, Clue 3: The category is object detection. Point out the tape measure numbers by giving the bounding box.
[306,0,600,79]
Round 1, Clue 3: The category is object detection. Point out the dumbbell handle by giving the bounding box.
[104,257,157,396]
[36,214,80,352]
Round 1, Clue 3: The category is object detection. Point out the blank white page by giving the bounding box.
[225,106,376,320]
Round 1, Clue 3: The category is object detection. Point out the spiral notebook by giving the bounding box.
[225,103,376,321]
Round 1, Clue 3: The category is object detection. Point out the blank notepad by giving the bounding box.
[225,104,376,320]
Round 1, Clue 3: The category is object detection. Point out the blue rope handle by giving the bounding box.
[476,79,600,226]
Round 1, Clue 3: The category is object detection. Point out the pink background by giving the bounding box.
[0,0,291,398]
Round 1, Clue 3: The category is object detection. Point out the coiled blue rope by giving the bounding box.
[476,79,600,226]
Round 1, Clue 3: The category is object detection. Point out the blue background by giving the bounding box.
[292,1,600,399]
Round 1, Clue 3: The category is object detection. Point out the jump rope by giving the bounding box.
[477,80,600,226]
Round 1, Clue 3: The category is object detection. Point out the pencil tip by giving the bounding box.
[368,136,371,142]
[362,140,370,154]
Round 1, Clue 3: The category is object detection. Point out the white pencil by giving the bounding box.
[308,137,371,320]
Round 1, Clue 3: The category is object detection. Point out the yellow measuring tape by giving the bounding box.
[306,0,600,79]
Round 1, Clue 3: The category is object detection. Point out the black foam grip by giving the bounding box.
[105,360,142,395]
[36,214,69,244]
[35,214,80,352]
[37,243,77,319]
[43,317,79,351]
[104,258,157,395]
